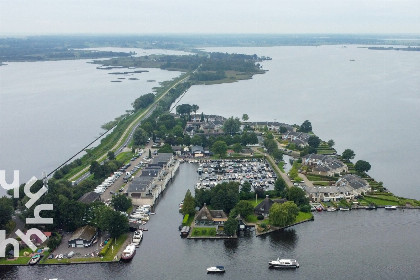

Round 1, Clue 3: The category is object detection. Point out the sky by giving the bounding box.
[1,0,419,35]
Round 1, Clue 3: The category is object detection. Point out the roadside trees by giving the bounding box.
[286,186,309,206]
[133,127,149,146]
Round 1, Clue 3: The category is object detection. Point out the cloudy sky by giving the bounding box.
[1,0,419,35]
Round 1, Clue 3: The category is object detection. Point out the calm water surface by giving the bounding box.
[1,164,419,280]
[182,45,420,199]
[0,56,181,195]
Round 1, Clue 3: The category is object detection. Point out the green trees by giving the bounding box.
[112,194,132,212]
[223,217,238,236]
[107,151,115,160]
[274,178,286,196]
[90,160,105,179]
[327,139,335,147]
[342,149,355,161]
[158,144,174,153]
[181,190,196,216]
[242,114,249,122]
[308,135,321,148]
[0,197,13,230]
[232,200,254,218]
[223,116,241,135]
[176,104,192,116]
[232,143,242,153]
[239,181,253,200]
[212,141,228,158]
[211,182,240,213]
[57,200,87,232]
[355,160,371,173]
[133,127,149,146]
[269,201,299,227]
[286,186,309,206]
[107,210,129,238]
[298,120,312,133]
[132,93,155,111]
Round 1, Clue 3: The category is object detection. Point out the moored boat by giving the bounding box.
[339,207,350,211]
[385,205,397,210]
[268,258,299,268]
[326,207,337,212]
[180,226,190,238]
[207,266,225,273]
[29,254,41,265]
[132,230,143,246]
[120,244,136,261]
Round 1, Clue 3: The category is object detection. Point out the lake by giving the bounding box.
[1,163,419,280]
[0,56,181,195]
[181,45,420,199]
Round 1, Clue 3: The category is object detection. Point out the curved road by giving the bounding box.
[70,74,191,184]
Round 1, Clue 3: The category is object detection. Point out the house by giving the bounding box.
[302,154,348,176]
[68,225,97,248]
[194,203,228,229]
[281,131,310,147]
[254,195,287,217]
[336,174,370,195]
[149,153,174,169]
[78,191,101,204]
[191,145,204,157]
[303,185,354,202]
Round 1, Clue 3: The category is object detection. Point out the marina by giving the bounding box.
[194,159,277,191]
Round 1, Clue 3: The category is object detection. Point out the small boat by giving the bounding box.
[180,226,190,238]
[207,266,225,273]
[132,230,143,246]
[339,207,350,211]
[268,258,299,269]
[29,254,41,265]
[120,244,136,261]
[385,205,397,210]
[366,204,377,210]
[326,207,337,212]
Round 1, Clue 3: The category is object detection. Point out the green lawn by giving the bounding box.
[0,247,35,265]
[191,227,217,237]
[295,212,313,223]
[245,214,258,223]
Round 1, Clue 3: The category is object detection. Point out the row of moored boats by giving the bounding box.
[120,229,144,261]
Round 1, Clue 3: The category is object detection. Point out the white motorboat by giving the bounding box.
[268,258,299,268]
[326,207,337,212]
[207,266,225,273]
[120,244,136,261]
[132,230,143,246]
[385,205,397,210]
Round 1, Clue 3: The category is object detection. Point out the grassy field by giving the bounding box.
[0,247,36,265]
[191,227,217,237]
[295,212,313,223]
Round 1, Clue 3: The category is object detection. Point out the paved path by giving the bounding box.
[251,147,293,188]
[69,74,190,182]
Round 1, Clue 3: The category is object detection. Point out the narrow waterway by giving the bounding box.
[1,163,419,280]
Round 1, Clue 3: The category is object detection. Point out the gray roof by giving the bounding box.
[69,225,97,242]
[336,174,369,190]
[150,153,173,166]
[128,176,154,193]
[303,154,346,173]
[78,191,100,204]
[254,196,274,215]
